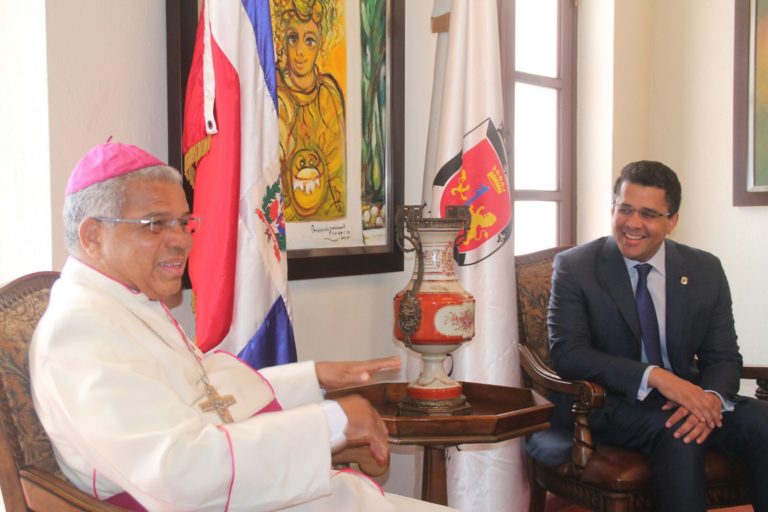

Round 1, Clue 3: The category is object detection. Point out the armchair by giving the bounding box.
[0,271,124,511]
[0,272,385,512]
[514,246,768,512]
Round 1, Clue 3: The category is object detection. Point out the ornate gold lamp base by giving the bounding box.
[397,395,473,417]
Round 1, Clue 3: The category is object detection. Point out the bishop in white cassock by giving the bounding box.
[30,142,455,512]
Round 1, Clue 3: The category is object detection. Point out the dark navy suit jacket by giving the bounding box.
[547,237,743,423]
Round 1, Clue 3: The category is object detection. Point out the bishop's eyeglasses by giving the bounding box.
[93,216,201,234]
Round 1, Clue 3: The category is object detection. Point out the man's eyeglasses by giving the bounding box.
[93,216,201,234]
[614,205,674,221]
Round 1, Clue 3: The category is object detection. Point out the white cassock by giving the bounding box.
[31,258,453,512]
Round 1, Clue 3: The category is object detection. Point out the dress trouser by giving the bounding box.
[587,390,768,512]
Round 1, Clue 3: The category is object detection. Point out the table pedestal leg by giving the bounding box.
[421,445,447,505]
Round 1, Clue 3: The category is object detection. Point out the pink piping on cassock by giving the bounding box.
[213,350,278,391]
[92,468,100,499]
[75,258,143,295]
[333,467,386,496]
[216,425,236,512]
[213,350,284,413]
[160,302,198,357]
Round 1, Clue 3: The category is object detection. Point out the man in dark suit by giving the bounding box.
[548,160,768,511]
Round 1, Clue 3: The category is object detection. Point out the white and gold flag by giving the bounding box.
[422,0,525,509]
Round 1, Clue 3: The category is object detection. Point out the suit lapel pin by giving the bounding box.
[681,276,688,285]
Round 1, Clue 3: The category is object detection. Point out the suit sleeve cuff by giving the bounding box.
[637,365,657,400]
[705,390,735,412]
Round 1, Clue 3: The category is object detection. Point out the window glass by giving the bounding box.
[502,0,575,252]
[514,83,558,191]
[515,0,558,77]
[514,201,557,255]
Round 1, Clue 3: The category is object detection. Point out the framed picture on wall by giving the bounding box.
[166,0,405,279]
[734,0,768,206]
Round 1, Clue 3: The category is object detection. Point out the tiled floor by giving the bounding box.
[544,494,754,512]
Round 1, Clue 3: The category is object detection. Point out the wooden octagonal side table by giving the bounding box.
[328,381,553,506]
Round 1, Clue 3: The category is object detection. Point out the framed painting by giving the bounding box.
[166,0,404,279]
[734,0,768,205]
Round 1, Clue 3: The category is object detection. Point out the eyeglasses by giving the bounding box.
[93,216,201,234]
[614,205,674,221]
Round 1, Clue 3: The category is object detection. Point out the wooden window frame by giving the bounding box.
[499,0,577,248]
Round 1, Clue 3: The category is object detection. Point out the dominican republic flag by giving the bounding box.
[182,0,296,367]
[422,0,524,509]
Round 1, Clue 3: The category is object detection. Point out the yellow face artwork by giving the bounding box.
[289,147,327,217]
[285,18,321,81]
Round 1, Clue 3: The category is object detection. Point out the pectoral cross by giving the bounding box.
[199,384,236,423]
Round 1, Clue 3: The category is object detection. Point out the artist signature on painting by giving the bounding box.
[310,223,352,242]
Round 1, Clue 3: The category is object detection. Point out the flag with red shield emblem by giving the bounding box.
[432,118,512,266]
[422,0,525,509]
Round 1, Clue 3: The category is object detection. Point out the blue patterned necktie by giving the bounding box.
[635,263,663,366]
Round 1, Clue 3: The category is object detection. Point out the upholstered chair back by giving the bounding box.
[515,247,572,376]
[0,272,61,465]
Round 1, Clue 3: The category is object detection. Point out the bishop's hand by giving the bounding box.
[316,356,401,391]
[335,394,390,467]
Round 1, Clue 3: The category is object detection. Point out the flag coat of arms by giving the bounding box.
[182,0,296,367]
[431,117,512,266]
[422,0,525,509]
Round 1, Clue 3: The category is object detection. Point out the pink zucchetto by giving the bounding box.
[65,142,166,196]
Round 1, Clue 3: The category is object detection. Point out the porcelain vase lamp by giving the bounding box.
[393,205,475,416]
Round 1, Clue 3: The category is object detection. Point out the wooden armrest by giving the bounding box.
[742,365,768,380]
[19,466,125,511]
[518,344,607,474]
[518,344,606,409]
[741,365,768,400]
[332,445,389,477]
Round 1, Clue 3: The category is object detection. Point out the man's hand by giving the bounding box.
[335,394,390,467]
[316,356,401,391]
[649,367,723,432]
[661,399,719,444]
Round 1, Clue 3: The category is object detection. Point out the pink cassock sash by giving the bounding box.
[257,398,283,414]
[104,491,147,511]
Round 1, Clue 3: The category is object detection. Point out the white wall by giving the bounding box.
[0,0,168,286]
[575,0,614,242]
[613,2,652,173]
[45,0,169,271]
[0,2,51,284]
